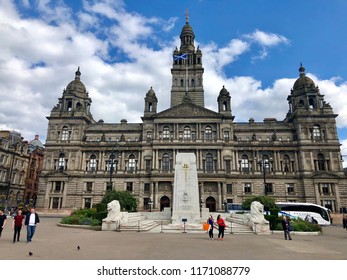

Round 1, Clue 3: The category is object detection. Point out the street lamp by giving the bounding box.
[257,156,271,196]
[107,153,117,191]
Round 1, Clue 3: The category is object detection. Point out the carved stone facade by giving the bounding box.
[0,131,44,208]
[37,16,347,213]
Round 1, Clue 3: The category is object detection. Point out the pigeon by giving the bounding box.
[77,245,80,250]
[28,251,33,256]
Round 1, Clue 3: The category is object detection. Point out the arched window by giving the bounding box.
[107,154,117,172]
[313,125,321,140]
[180,79,184,87]
[191,79,195,87]
[61,126,69,141]
[317,153,325,171]
[128,154,136,173]
[67,99,72,111]
[241,155,249,173]
[162,153,170,172]
[163,126,170,140]
[262,155,270,172]
[282,155,290,172]
[206,153,213,173]
[223,101,228,111]
[205,126,212,140]
[89,154,97,171]
[183,126,191,140]
[58,153,65,170]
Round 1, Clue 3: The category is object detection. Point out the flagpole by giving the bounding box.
[185,54,188,93]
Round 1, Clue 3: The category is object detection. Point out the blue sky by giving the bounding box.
[1,0,347,159]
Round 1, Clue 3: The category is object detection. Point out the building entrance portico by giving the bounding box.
[160,196,170,211]
[206,196,216,212]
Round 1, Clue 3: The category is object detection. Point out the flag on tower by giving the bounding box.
[173,53,188,60]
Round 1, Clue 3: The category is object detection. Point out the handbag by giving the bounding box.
[288,224,294,232]
[203,223,210,231]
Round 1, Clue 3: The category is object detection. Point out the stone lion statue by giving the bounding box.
[250,201,269,224]
[102,200,129,231]
[103,200,121,222]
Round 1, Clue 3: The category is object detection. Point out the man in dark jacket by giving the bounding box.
[25,208,40,242]
[343,214,347,230]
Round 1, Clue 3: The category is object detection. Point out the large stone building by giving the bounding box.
[37,15,347,213]
[0,131,44,208]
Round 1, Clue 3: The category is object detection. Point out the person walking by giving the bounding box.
[0,209,7,239]
[207,215,214,240]
[216,214,226,240]
[343,214,347,230]
[281,216,292,240]
[25,208,40,243]
[12,209,25,243]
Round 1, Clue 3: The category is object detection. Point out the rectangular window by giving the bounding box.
[86,182,93,193]
[227,184,232,194]
[224,131,230,141]
[54,181,62,193]
[145,160,151,173]
[126,182,133,192]
[286,183,295,194]
[320,183,331,195]
[225,160,231,174]
[244,183,252,194]
[84,198,92,209]
[144,183,150,192]
[265,183,273,194]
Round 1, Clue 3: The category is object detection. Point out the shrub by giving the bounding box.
[61,215,81,225]
[93,211,108,221]
[60,208,101,226]
[273,217,321,232]
[95,203,107,213]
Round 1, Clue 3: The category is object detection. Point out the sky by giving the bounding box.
[1,0,347,161]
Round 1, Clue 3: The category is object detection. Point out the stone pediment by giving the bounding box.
[155,101,221,118]
[312,171,340,179]
[45,170,71,177]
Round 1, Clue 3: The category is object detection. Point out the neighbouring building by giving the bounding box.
[36,14,347,212]
[24,134,44,206]
[0,131,35,208]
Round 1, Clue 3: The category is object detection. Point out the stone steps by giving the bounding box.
[119,220,159,232]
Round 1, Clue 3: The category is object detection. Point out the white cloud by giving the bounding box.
[244,29,290,47]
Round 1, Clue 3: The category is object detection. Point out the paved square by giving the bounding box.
[0,217,346,260]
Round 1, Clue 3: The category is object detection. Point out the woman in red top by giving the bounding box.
[216,214,226,240]
[12,209,24,243]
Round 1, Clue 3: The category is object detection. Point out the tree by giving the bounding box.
[101,190,137,212]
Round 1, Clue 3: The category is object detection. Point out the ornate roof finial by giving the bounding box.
[75,66,81,79]
[299,63,305,77]
[185,8,189,24]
